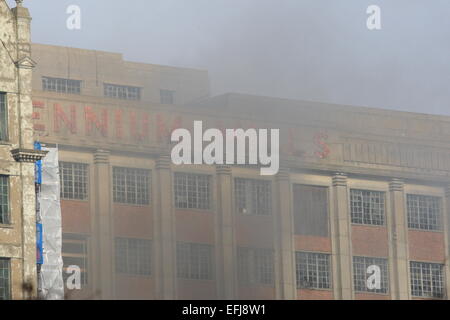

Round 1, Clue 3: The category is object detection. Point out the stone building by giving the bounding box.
[29,41,450,300]
[0,0,46,300]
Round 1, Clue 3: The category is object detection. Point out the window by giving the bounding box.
[0,258,10,300]
[237,247,274,286]
[174,173,211,210]
[353,256,389,294]
[160,89,175,104]
[115,238,152,276]
[296,252,331,289]
[113,167,151,205]
[0,176,9,225]
[60,162,88,200]
[177,242,213,280]
[410,261,444,298]
[62,234,88,287]
[104,83,141,100]
[293,185,329,237]
[42,77,82,94]
[407,194,442,231]
[0,93,7,141]
[235,178,271,216]
[350,189,385,226]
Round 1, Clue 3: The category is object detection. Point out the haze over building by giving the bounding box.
[1,0,450,300]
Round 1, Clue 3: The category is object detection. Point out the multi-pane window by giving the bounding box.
[293,185,329,237]
[237,247,274,286]
[0,176,9,225]
[60,162,88,200]
[104,83,141,100]
[0,93,7,141]
[174,173,210,210]
[113,167,151,205]
[0,258,10,300]
[296,252,331,289]
[42,76,82,94]
[407,194,442,231]
[410,261,445,298]
[115,238,152,276]
[353,256,389,294]
[62,234,88,287]
[177,242,213,280]
[235,178,271,216]
[160,89,175,104]
[350,189,385,226]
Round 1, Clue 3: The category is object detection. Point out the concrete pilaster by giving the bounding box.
[444,185,450,300]
[215,165,236,299]
[93,149,114,299]
[274,166,296,300]
[389,179,410,300]
[331,173,352,300]
[154,155,177,299]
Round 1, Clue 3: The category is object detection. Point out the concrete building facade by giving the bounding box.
[28,42,450,300]
[0,0,46,300]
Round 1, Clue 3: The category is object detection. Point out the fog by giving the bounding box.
[2,0,450,302]
[8,0,450,115]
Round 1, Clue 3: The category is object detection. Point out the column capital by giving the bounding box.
[216,165,232,175]
[389,178,404,192]
[445,184,450,198]
[93,149,110,164]
[332,173,347,187]
[275,166,290,181]
[156,154,171,170]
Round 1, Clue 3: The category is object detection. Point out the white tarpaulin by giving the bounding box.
[38,147,64,300]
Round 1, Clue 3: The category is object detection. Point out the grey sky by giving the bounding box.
[8,0,450,115]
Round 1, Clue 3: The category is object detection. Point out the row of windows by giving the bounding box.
[42,76,175,104]
[57,163,444,232]
[42,77,82,94]
[63,235,273,285]
[296,252,445,298]
[60,235,446,299]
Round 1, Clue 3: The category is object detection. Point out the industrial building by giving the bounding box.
[28,42,450,300]
[1,0,450,301]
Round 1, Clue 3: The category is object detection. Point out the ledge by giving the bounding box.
[11,148,48,163]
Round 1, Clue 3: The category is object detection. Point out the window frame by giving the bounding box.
[0,175,10,225]
[174,172,211,210]
[104,83,141,101]
[352,255,389,294]
[112,167,151,206]
[176,242,214,280]
[292,184,330,237]
[410,261,445,299]
[406,194,442,231]
[295,251,332,290]
[0,257,11,300]
[160,89,175,104]
[42,76,82,95]
[237,247,274,286]
[0,92,8,142]
[115,237,152,277]
[350,189,386,226]
[234,178,272,216]
[59,162,89,201]
[62,233,89,287]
